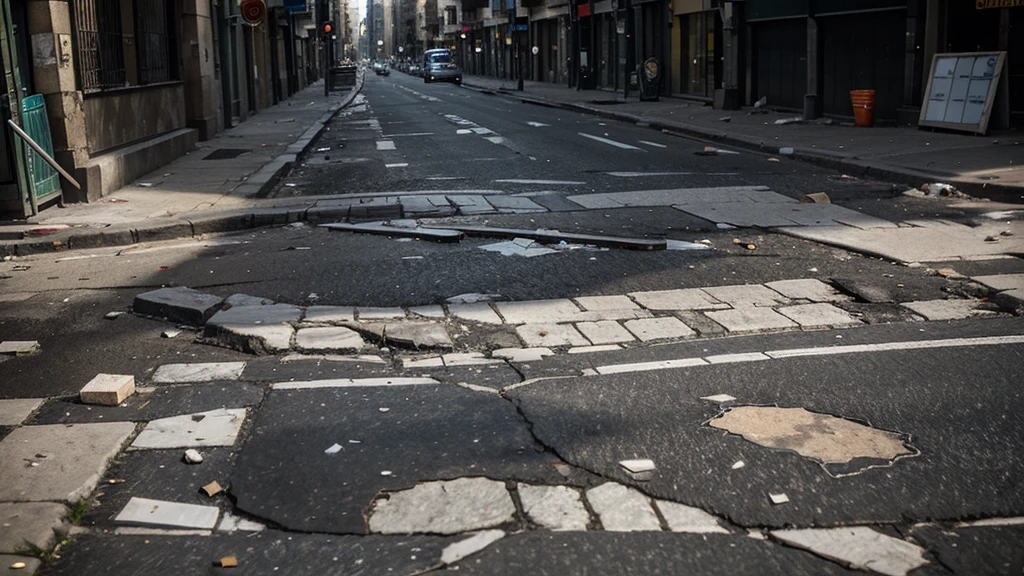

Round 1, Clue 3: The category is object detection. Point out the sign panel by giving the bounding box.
[976,0,1023,8]
[919,52,1007,135]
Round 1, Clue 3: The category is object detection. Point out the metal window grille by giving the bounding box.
[135,0,177,84]
[73,0,127,91]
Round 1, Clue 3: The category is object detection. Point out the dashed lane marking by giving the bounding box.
[383,132,435,137]
[527,122,551,127]
[494,179,586,185]
[376,140,397,150]
[579,133,644,150]
[385,163,409,168]
[606,172,739,177]
[638,140,667,148]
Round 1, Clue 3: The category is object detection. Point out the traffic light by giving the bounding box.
[321,21,334,36]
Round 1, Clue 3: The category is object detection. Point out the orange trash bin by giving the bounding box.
[850,90,875,127]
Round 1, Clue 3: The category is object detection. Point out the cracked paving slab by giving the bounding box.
[770,527,928,576]
[369,477,515,534]
[230,384,565,533]
[504,343,1024,528]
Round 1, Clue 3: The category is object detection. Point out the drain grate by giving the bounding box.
[204,148,251,160]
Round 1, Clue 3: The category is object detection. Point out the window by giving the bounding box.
[134,0,177,85]
[73,0,127,91]
[445,6,458,27]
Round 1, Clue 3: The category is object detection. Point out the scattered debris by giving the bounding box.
[446,293,501,304]
[380,470,393,476]
[921,182,970,199]
[218,556,238,568]
[479,238,558,258]
[716,223,736,229]
[769,493,790,505]
[732,461,745,470]
[138,182,155,188]
[665,239,712,251]
[701,394,736,403]
[162,329,183,339]
[105,311,126,320]
[201,481,223,497]
[774,118,801,126]
[800,192,831,203]
[719,117,732,123]
[732,238,757,250]
[378,407,390,413]
[325,443,343,455]
[754,97,767,108]
[0,341,40,356]
[767,157,781,163]
[184,449,204,464]
[619,459,656,481]
[936,268,960,278]
[80,373,135,406]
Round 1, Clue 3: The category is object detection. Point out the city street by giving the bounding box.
[1,69,1023,575]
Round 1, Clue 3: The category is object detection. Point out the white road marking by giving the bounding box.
[426,176,469,180]
[639,140,667,148]
[606,172,738,177]
[456,129,474,134]
[596,358,708,375]
[485,136,506,144]
[273,377,439,390]
[376,140,396,150]
[494,179,586,185]
[384,132,435,137]
[579,133,644,150]
[384,163,409,168]
[471,127,495,135]
[527,122,551,127]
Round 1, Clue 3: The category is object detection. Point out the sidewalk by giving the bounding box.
[461,75,1024,203]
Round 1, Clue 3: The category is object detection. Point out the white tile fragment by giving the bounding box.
[517,485,590,531]
[325,443,343,455]
[701,394,737,403]
[491,348,555,362]
[585,483,660,532]
[769,493,789,505]
[216,511,265,533]
[150,362,246,383]
[654,500,729,534]
[115,497,219,530]
[440,530,506,565]
[131,408,246,449]
[771,526,928,576]
[369,478,515,534]
[619,459,656,473]
[732,461,745,470]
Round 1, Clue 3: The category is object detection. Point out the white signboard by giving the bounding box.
[919,52,1007,135]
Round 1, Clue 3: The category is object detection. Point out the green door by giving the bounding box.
[0,0,32,218]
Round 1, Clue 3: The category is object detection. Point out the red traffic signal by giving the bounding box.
[321,21,334,35]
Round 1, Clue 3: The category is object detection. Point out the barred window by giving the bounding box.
[445,6,457,26]
[73,0,127,91]
[134,0,177,84]
[73,0,178,92]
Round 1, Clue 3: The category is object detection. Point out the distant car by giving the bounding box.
[372,61,389,76]
[410,63,423,77]
[422,49,461,84]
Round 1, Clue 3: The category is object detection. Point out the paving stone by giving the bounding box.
[494,299,583,324]
[0,555,40,574]
[369,478,516,534]
[131,408,247,449]
[204,304,300,353]
[408,305,446,318]
[132,287,224,326]
[0,399,43,426]
[776,303,863,328]
[622,317,695,341]
[0,341,39,355]
[224,294,274,307]
[516,324,590,347]
[585,483,661,532]
[294,326,366,352]
[385,322,453,349]
[486,196,546,212]
[440,530,506,564]
[702,284,791,307]
[448,302,503,324]
[902,299,982,321]
[150,362,247,384]
[449,195,496,215]
[973,274,1024,303]
[627,289,727,311]
[303,306,355,323]
[517,485,590,531]
[771,526,928,576]
[114,497,219,530]
[0,422,135,503]
[575,321,636,345]
[442,352,503,366]
[704,307,798,333]
[0,502,68,553]
[653,500,728,534]
[357,307,406,320]
[401,356,445,368]
[491,348,554,362]
[574,295,641,312]
[79,374,135,406]
[765,279,849,303]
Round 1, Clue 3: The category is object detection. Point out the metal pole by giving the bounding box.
[7,119,81,190]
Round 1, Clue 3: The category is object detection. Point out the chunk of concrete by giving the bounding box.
[586,483,660,532]
[131,408,247,449]
[79,374,135,406]
[702,284,790,307]
[440,530,506,564]
[204,304,300,354]
[133,287,224,325]
[0,502,68,554]
[515,324,590,347]
[224,294,274,307]
[518,484,590,531]
[653,500,728,534]
[576,321,636,345]
[151,362,247,383]
[369,478,515,535]
[114,497,219,530]
[491,348,554,362]
[385,322,453,349]
[304,306,355,323]
[0,422,135,503]
[623,317,695,341]
[0,399,43,426]
[0,341,39,356]
[771,527,928,576]
[294,326,366,352]
[448,303,503,324]
[765,279,849,303]
[776,303,862,328]
[442,353,503,366]
[704,307,798,333]
[902,299,982,321]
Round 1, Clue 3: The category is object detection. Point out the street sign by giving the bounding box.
[241,0,266,25]
[508,23,527,33]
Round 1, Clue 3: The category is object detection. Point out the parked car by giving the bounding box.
[422,49,462,84]
[372,61,389,76]
[410,63,423,77]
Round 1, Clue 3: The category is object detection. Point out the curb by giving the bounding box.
[465,82,1023,204]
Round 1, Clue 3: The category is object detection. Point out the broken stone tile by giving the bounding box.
[0,341,39,356]
[771,527,928,576]
[0,422,135,503]
[491,348,555,362]
[151,362,247,384]
[216,511,266,533]
[776,303,862,328]
[294,326,366,352]
[115,497,219,530]
[0,556,40,574]
[440,530,506,564]
[704,308,798,333]
[769,493,790,505]
[357,307,406,320]
[224,294,274,307]
[902,299,982,321]
[0,398,43,426]
[0,502,68,554]
[653,500,728,534]
[494,299,584,324]
[205,304,300,353]
[517,485,589,531]
[385,322,453,349]
[132,287,224,325]
[700,394,737,403]
[79,374,135,406]
[369,478,515,534]
[575,321,636,345]
[586,483,661,532]
[702,284,790,307]
[131,408,247,449]
[765,279,849,303]
[567,345,622,354]
[619,459,656,481]
[408,305,446,318]
[515,324,590,347]
[448,302,503,324]
[303,306,355,323]
[442,352,503,366]
[574,295,641,312]
[622,317,695,341]
[401,356,445,368]
[709,406,913,466]
[627,289,727,311]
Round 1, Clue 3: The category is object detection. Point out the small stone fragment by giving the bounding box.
[162,329,183,339]
[701,394,736,403]
[105,311,126,319]
[325,443,343,455]
[379,407,390,413]
[732,461,745,470]
[202,481,223,497]
[80,374,135,406]
[183,449,204,464]
[11,562,27,569]
[219,556,238,568]
[0,341,40,356]
[769,493,789,505]
[380,470,393,476]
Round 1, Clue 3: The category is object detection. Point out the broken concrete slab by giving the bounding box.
[709,406,913,468]
[440,530,506,564]
[653,500,728,534]
[204,303,300,353]
[0,341,39,356]
[303,306,355,323]
[574,295,641,312]
[224,294,274,307]
[442,352,503,366]
[385,322,453,349]
[294,326,366,352]
[429,224,666,250]
[627,289,727,311]
[517,485,589,531]
[0,502,68,554]
[764,279,849,303]
[114,497,219,531]
[701,284,790,307]
[369,478,516,535]
[131,408,247,449]
[831,278,898,303]
[704,308,798,333]
[150,362,247,384]
[357,307,406,320]
[902,299,983,321]
[494,299,583,325]
[776,303,863,328]
[622,317,695,341]
[0,422,135,503]
[575,321,636,345]
[0,399,43,426]
[448,302,503,325]
[132,287,224,326]
[771,527,928,576]
[516,324,590,347]
[79,374,135,406]
[585,483,660,532]
[408,305,446,319]
[492,348,554,363]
